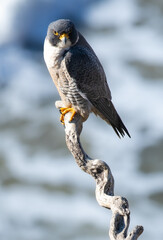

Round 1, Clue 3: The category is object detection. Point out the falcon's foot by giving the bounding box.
[60,107,76,124]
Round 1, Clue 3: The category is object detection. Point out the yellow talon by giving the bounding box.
[59,107,76,124]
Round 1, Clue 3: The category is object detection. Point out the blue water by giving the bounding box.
[0,0,163,239]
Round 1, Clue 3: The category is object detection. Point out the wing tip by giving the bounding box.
[91,98,131,138]
[112,121,131,139]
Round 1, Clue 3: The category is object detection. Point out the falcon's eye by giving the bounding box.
[53,31,59,36]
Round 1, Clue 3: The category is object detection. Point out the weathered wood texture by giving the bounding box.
[55,101,144,240]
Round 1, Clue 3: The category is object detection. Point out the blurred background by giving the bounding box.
[0,0,163,239]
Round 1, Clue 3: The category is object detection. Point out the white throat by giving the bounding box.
[43,38,71,69]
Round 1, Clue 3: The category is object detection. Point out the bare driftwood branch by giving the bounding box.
[55,100,144,240]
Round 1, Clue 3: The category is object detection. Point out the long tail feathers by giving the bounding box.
[92,99,131,138]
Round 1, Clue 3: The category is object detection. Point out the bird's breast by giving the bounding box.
[43,38,68,69]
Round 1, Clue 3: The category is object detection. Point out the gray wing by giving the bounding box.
[64,46,111,101]
[64,46,130,138]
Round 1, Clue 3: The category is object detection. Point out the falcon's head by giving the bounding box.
[47,19,79,48]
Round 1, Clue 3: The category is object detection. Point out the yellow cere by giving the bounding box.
[59,33,69,40]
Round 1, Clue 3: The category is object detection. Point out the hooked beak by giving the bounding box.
[59,33,69,45]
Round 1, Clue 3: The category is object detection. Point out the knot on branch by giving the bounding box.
[55,101,144,240]
[112,197,129,215]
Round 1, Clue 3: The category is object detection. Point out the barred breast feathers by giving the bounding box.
[59,58,92,115]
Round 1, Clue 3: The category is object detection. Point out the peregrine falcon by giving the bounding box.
[44,19,130,138]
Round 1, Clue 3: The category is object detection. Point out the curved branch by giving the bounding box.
[55,101,144,240]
